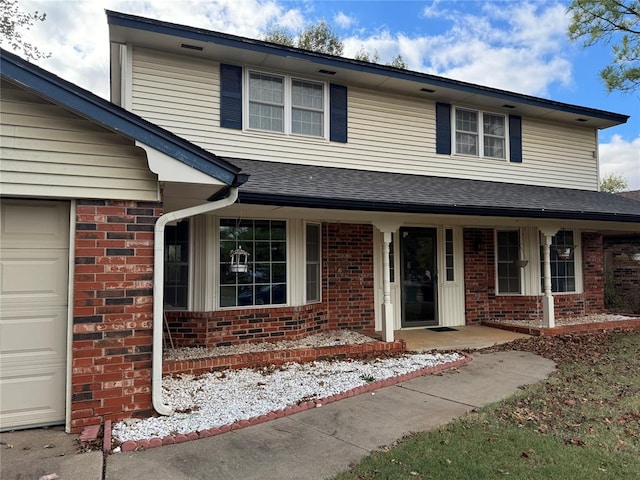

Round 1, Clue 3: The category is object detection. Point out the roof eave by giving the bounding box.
[106,10,629,128]
[238,192,640,224]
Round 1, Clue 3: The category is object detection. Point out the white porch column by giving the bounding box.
[539,227,559,328]
[381,231,394,342]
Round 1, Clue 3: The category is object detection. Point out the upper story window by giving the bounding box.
[246,70,326,138]
[436,103,521,163]
[455,107,506,159]
[221,64,347,143]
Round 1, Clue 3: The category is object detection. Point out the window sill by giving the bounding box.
[218,303,289,311]
[242,127,330,143]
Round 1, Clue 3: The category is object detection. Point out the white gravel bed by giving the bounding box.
[112,352,462,443]
[490,313,637,328]
[164,330,378,361]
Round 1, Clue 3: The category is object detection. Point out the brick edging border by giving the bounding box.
[482,319,640,336]
[111,352,472,453]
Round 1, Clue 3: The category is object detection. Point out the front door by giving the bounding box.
[400,227,437,327]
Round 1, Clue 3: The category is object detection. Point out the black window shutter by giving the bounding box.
[330,84,348,143]
[435,102,451,154]
[509,115,522,163]
[220,64,242,130]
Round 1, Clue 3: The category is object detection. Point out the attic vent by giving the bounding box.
[181,43,203,51]
[420,88,436,93]
[576,118,588,122]
[502,104,516,109]
[318,69,336,75]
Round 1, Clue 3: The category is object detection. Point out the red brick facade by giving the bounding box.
[464,229,605,324]
[165,222,376,348]
[71,200,161,432]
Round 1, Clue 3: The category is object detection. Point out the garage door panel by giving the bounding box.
[0,251,69,306]
[0,200,69,430]
[0,200,69,249]
[0,307,67,365]
[0,363,66,430]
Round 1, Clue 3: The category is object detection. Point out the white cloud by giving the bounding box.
[599,135,640,191]
[334,11,354,29]
[341,1,573,96]
[8,0,306,99]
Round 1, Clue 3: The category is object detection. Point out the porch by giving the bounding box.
[396,325,531,351]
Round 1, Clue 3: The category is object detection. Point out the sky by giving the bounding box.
[4,0,639,190]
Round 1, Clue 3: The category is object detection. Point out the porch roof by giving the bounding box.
[227,158,640,224]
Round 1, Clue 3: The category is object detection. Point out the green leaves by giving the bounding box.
[567,0,640,92]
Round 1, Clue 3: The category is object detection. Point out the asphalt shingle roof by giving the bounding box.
[229,158,640,224]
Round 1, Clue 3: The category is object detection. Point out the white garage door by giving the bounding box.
[0,200,70,430]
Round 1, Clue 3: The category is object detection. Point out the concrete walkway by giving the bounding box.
[0,351,555,480]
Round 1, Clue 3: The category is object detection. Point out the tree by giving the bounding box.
[263,20,343,55]
[354,46,380,63]
[262,25,294,47]
[567,0,640,92]
[263,21,407,68]
[297,20,344,56]
[0,0,49,61]
[388,54,407,69]
[600,172,629,192]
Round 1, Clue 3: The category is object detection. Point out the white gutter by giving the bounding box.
[152,187,239,415]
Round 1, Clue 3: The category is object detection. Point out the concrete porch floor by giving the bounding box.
[395,325,530,351]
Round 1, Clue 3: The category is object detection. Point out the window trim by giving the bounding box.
[452,106,509,160]
[304,222,322,304]
[244,68,330,139]
[495,229,523,295]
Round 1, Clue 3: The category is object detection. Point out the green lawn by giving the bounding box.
[334,331,640,480]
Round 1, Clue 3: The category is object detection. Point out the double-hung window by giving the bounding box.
[219,219,287,307]
[496,230,521,294]
[455,108,506,159]
[247,70,326,138]
[164,220,190,309]
[248,73,284,132]
[540,230,576,293]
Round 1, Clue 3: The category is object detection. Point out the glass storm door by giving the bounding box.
[400,227,438,327]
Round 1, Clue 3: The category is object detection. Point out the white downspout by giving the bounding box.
[152,188,239,415]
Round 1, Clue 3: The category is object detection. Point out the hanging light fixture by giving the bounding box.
[554,245,576,260]
[516,244,528,268]
[229,246,250,273]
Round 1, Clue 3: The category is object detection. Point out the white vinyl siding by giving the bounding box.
[0,81,158,201]
[130,47,600,191]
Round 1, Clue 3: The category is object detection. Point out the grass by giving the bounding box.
[334,331,640,480]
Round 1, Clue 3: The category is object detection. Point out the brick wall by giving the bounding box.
[165,222,376,348]
[71,199,161,432]
[464,229,605,324]
[604,234,640,313]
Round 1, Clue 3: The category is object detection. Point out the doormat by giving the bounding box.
[426,327,458,332]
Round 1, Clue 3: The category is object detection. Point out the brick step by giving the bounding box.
[482,318,640,336]
[163,340,406,376]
